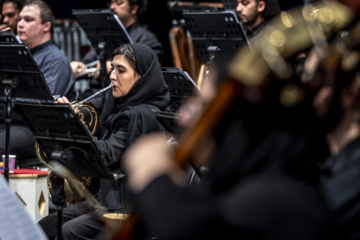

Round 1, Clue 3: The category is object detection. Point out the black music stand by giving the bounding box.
[0,32,20,43]
[14,101,118,240]
[155,67,201,135]
[72,8,133,104]
[221,0,237,10]
[13,101,116,180]
[183,10,249,65]
[0,43,53,182]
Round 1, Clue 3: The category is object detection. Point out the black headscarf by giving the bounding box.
[100,43,170,143]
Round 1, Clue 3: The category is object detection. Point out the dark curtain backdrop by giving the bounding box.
[44,0,305,67]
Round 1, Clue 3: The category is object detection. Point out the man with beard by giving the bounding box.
[0,0,23,34]
[236,0,269,41]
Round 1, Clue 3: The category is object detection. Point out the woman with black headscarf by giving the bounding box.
[38,43,170,240]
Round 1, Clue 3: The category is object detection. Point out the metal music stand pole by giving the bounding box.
[0,43,55,182]
[2,78,18,182]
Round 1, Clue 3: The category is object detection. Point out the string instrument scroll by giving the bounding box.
[112,1,359,239]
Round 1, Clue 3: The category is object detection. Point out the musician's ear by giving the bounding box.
[130,4,139,16]
[257,1,266,14]
[43,21,51,33]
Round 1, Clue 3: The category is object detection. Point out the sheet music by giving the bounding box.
[0,175,47,240]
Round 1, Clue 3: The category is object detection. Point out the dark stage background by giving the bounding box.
[44,0,305,67]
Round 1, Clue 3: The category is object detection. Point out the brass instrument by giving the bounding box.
[72,83,114,135]
[0,27,10,32]
[169,23,201,85]
[36,83,114,206]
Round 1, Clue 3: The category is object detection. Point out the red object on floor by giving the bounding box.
[0,168,48,175]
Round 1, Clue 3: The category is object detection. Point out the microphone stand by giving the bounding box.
[2,78,19,182]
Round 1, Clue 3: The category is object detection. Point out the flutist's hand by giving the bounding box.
[55,96,78,114]
[70,61,87,78]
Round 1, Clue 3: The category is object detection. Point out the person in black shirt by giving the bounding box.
[121,15,343,239]
[38,43,170,240]
[0,0,74,163]
[236,0,280,41]
[71,0,163,79]
[0,0,23,34]
[304,39,360,239]
[71,0,163,116]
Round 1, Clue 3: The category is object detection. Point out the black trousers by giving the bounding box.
[38,200,107,240]
[0,123,36,161]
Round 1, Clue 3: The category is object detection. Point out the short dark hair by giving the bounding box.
[23,0,54,35]
[261,0,281,20]
[128,0,147,20]
[1,0,24,11]
[111,44,140,75]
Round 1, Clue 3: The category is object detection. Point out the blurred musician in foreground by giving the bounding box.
[304,30,360,239]
[120,2,360,240]
[38,43,170,240]
[123,65,339,240]
[0,0,75,164]
[0,0,23,34]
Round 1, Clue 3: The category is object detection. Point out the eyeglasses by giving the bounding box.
[107,0,124,7]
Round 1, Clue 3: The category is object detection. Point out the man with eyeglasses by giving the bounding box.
[0,0,23,34]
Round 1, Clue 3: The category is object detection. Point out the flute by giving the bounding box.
[72,83,114,108]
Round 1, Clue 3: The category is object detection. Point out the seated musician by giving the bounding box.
[71,0,163,115]
[120,4,353,239]
[38,42,170,240]
[72,0,163,78]
[236,0,282,45]
[303,39,360,239]
[0,0,75,164]
[0,0,23,34]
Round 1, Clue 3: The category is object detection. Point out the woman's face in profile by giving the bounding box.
[109,54,141,98]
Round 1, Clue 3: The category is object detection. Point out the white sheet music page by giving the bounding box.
[0,175,47,240]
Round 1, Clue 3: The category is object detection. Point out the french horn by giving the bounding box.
[36,83,114,206]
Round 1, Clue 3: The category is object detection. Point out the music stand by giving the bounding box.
[14,101,118,239]
[0,32,20,43]
[72,8,133,103]
[221,0,237,10]
[155,67,201,135]
[183,10,249,65]
[0,43,53,182]
[14,101,116,180]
